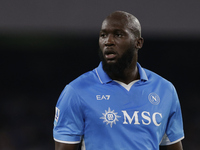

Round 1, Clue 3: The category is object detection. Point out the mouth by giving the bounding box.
[104,50,117,60]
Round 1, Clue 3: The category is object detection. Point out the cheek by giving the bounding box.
[118,41,132,51]
[99,38,104,47]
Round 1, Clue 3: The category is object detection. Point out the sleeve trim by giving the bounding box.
[160,136,184,146]
[54,138,81,144]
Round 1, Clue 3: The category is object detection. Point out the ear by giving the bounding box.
[135,37,144,49]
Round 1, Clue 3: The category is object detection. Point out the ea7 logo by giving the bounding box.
[96,95,110,100]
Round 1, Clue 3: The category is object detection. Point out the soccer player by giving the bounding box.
[53,11,184,150]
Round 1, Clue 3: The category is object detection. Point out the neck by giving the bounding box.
[108,62,139,84]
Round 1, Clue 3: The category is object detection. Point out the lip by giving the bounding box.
[104,49,117,60]
[105,53,117,59]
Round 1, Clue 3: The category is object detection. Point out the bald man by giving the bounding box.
[53,11,184,150]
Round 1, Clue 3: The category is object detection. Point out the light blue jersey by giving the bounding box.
[53,62,184,150]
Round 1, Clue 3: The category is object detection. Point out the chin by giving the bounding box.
[105,59,118,64]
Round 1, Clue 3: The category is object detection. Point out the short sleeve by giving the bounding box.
[53,85,84,144]
[160,86,184,145]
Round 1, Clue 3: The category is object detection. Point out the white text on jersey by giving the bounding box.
[122,110,162,126]
[96,95,110,100]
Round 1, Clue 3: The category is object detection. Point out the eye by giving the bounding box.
[100,33,107,38]
[115,33,123,38]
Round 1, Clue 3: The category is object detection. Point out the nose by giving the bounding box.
[105,34,114,46]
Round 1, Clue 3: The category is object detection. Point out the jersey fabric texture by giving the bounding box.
[53,62,184,150]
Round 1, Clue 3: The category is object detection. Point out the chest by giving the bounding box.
[80,83,171,129]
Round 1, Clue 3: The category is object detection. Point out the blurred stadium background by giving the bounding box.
[1,1,200,149]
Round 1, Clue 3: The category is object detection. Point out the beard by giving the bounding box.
[98,47,135,79]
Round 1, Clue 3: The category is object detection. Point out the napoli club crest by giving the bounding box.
[148,93,160,105]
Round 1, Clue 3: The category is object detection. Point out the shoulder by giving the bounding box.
[66,69,99,92]
[144,68,175,90]
[57,71,96,105]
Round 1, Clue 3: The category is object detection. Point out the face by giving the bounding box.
[99,17,136,64]
[98,17,138,76]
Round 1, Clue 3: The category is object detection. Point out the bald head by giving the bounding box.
[104,11,142,38]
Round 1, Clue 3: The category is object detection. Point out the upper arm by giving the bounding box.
[53,85,84,145]
[160,86,184,147]
[55,141,81,150]
[160,141,183,150]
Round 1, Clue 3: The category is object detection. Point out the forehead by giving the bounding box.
[101,17,129,32]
